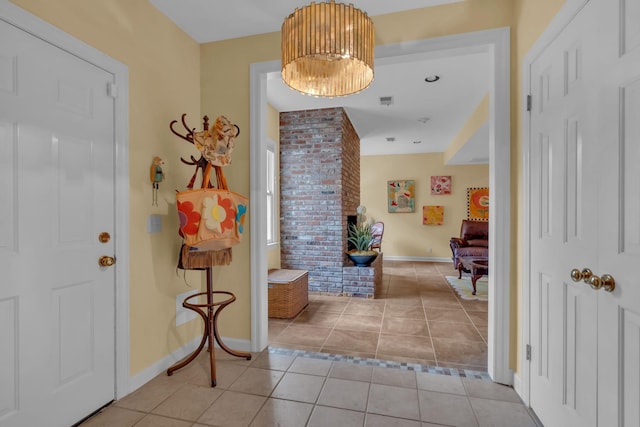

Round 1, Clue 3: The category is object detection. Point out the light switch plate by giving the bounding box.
[147,215,162,233]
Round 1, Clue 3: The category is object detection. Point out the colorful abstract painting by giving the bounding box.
[430,176,451,195]
[423,205,444,225]
[388,180,415,213]
[467,187,489,221]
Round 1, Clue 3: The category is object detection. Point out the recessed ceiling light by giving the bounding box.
[424,75,440,83]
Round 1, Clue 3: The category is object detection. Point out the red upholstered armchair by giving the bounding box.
[450,220,489,278]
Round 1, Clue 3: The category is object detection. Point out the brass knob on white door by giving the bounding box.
[596,274,615,293]
[588,275,616,292]
[98,256,116,267]
[570,268,593,283]
[571,269,616,292]
[587,275,603,290]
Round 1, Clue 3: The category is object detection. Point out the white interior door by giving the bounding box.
[529,0,640,426]
[528,1,602,425]
[595,0,640,425]
[0,17,116,427]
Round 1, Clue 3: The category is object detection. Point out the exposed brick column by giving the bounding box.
[279,107,360,294]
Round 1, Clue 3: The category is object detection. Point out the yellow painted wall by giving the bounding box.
[444,94,489,164]
[266,103,281,270]
[199,32,281,340]
[199,0,513,344]
[9,0,204,375]
[9,0,570,380]
[361,154,488,258]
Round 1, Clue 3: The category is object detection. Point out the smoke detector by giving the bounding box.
[379,96,394,106]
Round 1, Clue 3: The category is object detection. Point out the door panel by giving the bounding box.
[597,0,640,425]
[620,80,640,254]
[0,121,15,253]
[622,0,640,54]
[530,0,640,425]
[0,297,17,420]
[563,115,581,243]
[0,17,116,427]
[54,281,95,387]
[529,0,602,425]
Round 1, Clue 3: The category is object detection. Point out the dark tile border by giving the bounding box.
[268,346,491,381]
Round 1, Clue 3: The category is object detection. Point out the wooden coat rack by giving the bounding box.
[166,115,251,387]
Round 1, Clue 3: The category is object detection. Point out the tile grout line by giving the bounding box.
[316,295,350,354]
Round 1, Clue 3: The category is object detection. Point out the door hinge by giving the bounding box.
[526,344,532,361]
[107,82,118,99]
[526,94,532,112]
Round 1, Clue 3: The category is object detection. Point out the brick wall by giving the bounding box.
[279,107,361,294]
[342,253,384,298]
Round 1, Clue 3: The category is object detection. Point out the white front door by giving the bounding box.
[0,17,116,427]
[528,0,640,426]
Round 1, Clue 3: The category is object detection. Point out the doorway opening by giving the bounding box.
[250,27,511,384]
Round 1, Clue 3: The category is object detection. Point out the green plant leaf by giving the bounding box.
[347,222,374,251]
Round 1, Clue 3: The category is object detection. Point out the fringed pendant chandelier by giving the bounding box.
[281,0,375,97]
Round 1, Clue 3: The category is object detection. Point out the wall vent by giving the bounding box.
[379,96,394,106]
[386,137,396,142]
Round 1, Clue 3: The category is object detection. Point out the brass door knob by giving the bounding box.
[587,275,603,290]
[98,256,116,267]
[571,269,616,292]
[570,268,592,283]
[600,274,615,293]
[588,274,616,292]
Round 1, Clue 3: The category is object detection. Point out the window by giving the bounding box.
[266,142,277,244]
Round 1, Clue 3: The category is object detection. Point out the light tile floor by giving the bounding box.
[81,347,539,427]
[270,261,488,372]
[80,261,541,426]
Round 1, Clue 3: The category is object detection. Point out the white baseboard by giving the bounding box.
[513,372,527,404]
[127,335,252,394]
[382,256,451,263]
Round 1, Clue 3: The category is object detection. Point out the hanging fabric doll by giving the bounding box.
[150,156,165,206]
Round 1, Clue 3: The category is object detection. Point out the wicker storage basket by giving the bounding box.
[268,269,309,318]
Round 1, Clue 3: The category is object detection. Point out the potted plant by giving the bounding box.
[346,222,378,267]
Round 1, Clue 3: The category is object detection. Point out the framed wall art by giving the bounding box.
[467,187,489,221]
[430,175,451,195]
[387,180,415,213]
[422,205,444,225]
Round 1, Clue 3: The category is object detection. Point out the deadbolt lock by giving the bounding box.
[98,256,116,267]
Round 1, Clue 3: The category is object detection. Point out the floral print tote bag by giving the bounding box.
[176,188,248,251]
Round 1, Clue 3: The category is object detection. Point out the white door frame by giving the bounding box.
[519,0,589,405]
[250,27,512,385]
[0,0,131,400]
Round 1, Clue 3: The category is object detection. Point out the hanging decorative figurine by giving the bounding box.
[150,156,165,206]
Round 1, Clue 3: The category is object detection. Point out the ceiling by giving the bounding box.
[150,0,490,163]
